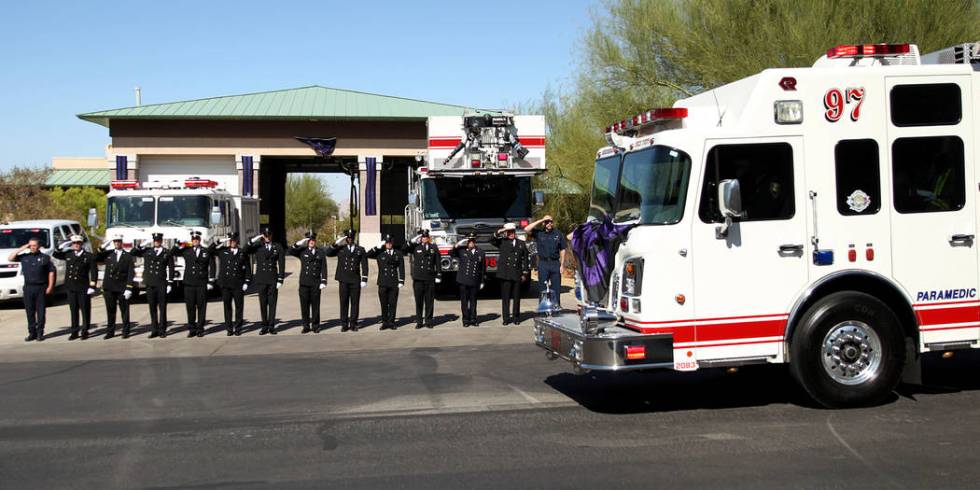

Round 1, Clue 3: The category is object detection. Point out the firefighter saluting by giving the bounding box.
[173,231,216,337]
[367,233,405,330]
[402,229,441,329]
[326,229,369,332]
[95,234,136,339]
[451,233,486,327]
[214,233,252,336]
[288,231,327,333]
[131,233,175,338]
[247,225,285,335]
[492,223,530,325]
[52,235,98,340]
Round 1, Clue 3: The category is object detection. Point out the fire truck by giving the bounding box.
[535,42,980,407]
[405,113,546,276]
[103,178,259,283]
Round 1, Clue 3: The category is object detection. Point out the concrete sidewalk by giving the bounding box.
[0,261,575,363]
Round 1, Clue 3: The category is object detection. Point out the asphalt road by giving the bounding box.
[2,343,980,489]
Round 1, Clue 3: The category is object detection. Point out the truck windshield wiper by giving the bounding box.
[162,220,184,227]
[110,222,137,229]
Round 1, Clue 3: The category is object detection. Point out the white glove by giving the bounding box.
[123,290,132,300]
[377,240,386,249]
[319,283,326,290]
[276,282,283,289]
[413,235,422,244]
[359,281,367,288]
[398,282,404,289]
[59,241,72,251]
[101,241,114,251]
[295,238,309,247]
[435,277,442,284]
[456,238,468,247]
[142,240,153,249]
[479,282,485,290]
[166,285,172,294]
[242,283,249,292]
[86,287,96,295]
[251,234,263,244]
[334,236,347,246]
[206,283,214,291]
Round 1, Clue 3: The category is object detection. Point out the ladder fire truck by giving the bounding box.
[103,178,259,283]
[405,113,546,277]
[535,42,980,407]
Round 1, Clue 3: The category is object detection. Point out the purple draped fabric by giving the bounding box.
[115,155,127,180]
[242,156,254,196]
[364,157,377,216]
[571,215,635,304]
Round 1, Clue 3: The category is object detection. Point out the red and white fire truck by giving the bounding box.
[535,42,980,407]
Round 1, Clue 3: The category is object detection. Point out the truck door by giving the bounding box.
[886,77,979,348]
[691,138,808,358]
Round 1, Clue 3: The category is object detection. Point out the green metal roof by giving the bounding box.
[78,85,481,127]
[45,169,111,187]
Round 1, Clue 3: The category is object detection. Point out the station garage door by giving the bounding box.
[139,155,238,192]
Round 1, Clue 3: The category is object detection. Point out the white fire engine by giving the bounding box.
[405,113,546,276]
[535,42,980,407]
[103,178,259,283]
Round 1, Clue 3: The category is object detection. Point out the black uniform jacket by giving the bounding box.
[95,249,136,293]
[287,245,328,287]
[246,241,286,285]
[491,236,530,281]
[325,243,369,285]
[215,247,253,289]
[52,249,98,292]
[130,246,175,288]
[173,244,216,287]
[400,242,441,282]
[451,246,486,287]
[367,246,405,287]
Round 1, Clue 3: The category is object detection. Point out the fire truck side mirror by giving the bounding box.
[87,208,98,228]
[716,179,743,239]
[533,190,545,208]
[210,206,223,226]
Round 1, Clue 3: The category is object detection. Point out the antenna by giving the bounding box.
[135,86,142,106]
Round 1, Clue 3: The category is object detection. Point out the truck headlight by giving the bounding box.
[622,258,644,296]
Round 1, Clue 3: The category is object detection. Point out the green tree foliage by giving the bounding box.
[0,166,53,221]
[543,0,980,226]
[48,186,107,239]
[285,174,339,241]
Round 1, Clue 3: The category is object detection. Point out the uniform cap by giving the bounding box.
[70,234,84,243]
[111,233,124,241]
[227,232,239,241]
[151,232,164,241]
[466,233,477,242]
[343,229,355,238]
[260,224,272,236]
[305,231,317,240]
[383,233,394,243]
[420,229,430,238]
[503,223,517,231]
[190,231,203,239]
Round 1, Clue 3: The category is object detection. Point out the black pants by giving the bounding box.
[459,284,478,324]
[339,282,361,327]
[145,285,168,334]
[67,290,92,334]
[256,283,278,327]
[378,285,398,327]
[413,280,435,326]
[184,285,208,333]
[23,284,46,338]
[104,290,130,334]
[221,287,244,332]
[500,279,521,323]
[298,285,322,328]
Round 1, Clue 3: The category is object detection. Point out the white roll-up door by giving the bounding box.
[139,155,238,192]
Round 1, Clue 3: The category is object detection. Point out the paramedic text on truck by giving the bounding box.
[535,42,980,408]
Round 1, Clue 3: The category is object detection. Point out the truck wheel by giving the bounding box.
[789,291,905,408]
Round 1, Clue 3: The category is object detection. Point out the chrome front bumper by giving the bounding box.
[533,313,674,372]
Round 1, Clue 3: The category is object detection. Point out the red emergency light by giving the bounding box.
[826,43,910,59]
[625,345,646,360]
[110,180,140,190]
[497,153,509,162]
[471,159,481,168]
[606,108,688,134]
[184,178,218,189]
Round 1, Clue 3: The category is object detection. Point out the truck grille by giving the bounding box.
[0,271,16,279]
[455,224,500,253]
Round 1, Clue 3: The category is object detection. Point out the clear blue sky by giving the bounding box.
[0,0,594,172]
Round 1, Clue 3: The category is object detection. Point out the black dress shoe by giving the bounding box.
[268,328,277,335]
[426,324,434,329]
[149,331,159,339]
[234,329,242,336]
[68,333,79,341]
[197,330,205,338]
[187,330,196,338]
[341,326,349,332]
[81,331,89,340]
[302,326,310,333]
[462,323,469,328]
[104,332,114,340]
[259,328,268,335]
[351,326,359,332]
[122,332,130,339]
[160,330,167,338]
[35,334,44,342]
[415,324,423,330]
[313,326,320,333]
[227,330,234,336]
[24,334,35,342]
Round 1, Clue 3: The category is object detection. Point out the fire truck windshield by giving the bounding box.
[107,196,155,228]
[422,176,531,219]
[614,145,691,224]
[589,155,620,220]
[157,196,212,227]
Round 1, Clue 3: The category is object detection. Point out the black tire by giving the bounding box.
[789,291,905,408]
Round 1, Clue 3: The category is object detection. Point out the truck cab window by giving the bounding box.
[890,83,962,127]
[892,136,965,213]
[589,155,620,220]
[615,146,691,224]
[698,142,795,223]
[835,139,881,215]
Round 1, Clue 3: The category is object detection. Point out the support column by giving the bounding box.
[235,154,261,197]
[358,155,382,245]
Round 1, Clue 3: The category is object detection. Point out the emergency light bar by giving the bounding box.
[110,180,140,189]
[826,43,910,58]
[606,108,688,134]
[184,178,218,188]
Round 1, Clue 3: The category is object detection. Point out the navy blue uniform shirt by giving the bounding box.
[532,228,566,262]
[14,252,55,286]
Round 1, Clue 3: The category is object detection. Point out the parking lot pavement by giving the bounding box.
[0,261,574,362]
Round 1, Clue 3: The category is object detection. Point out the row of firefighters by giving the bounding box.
[9,216,568,341]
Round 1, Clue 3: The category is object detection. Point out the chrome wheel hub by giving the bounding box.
[821,320,882,386]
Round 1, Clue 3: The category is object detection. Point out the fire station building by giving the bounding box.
[77,86,477,244]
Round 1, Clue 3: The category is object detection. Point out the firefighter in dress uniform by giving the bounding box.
[492,223,530,325]
[52,235,98,340]
[326,229,369,332]
[95,234,136,339]
[401,229,442,329]
[451,233,486,327]
[246,225,285,335]
[173,231,216,338]
[131,232,176,338]
[214,233,252,336]
[367,233,405,330]
[8,238,55,342]
[288,231,328,333]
